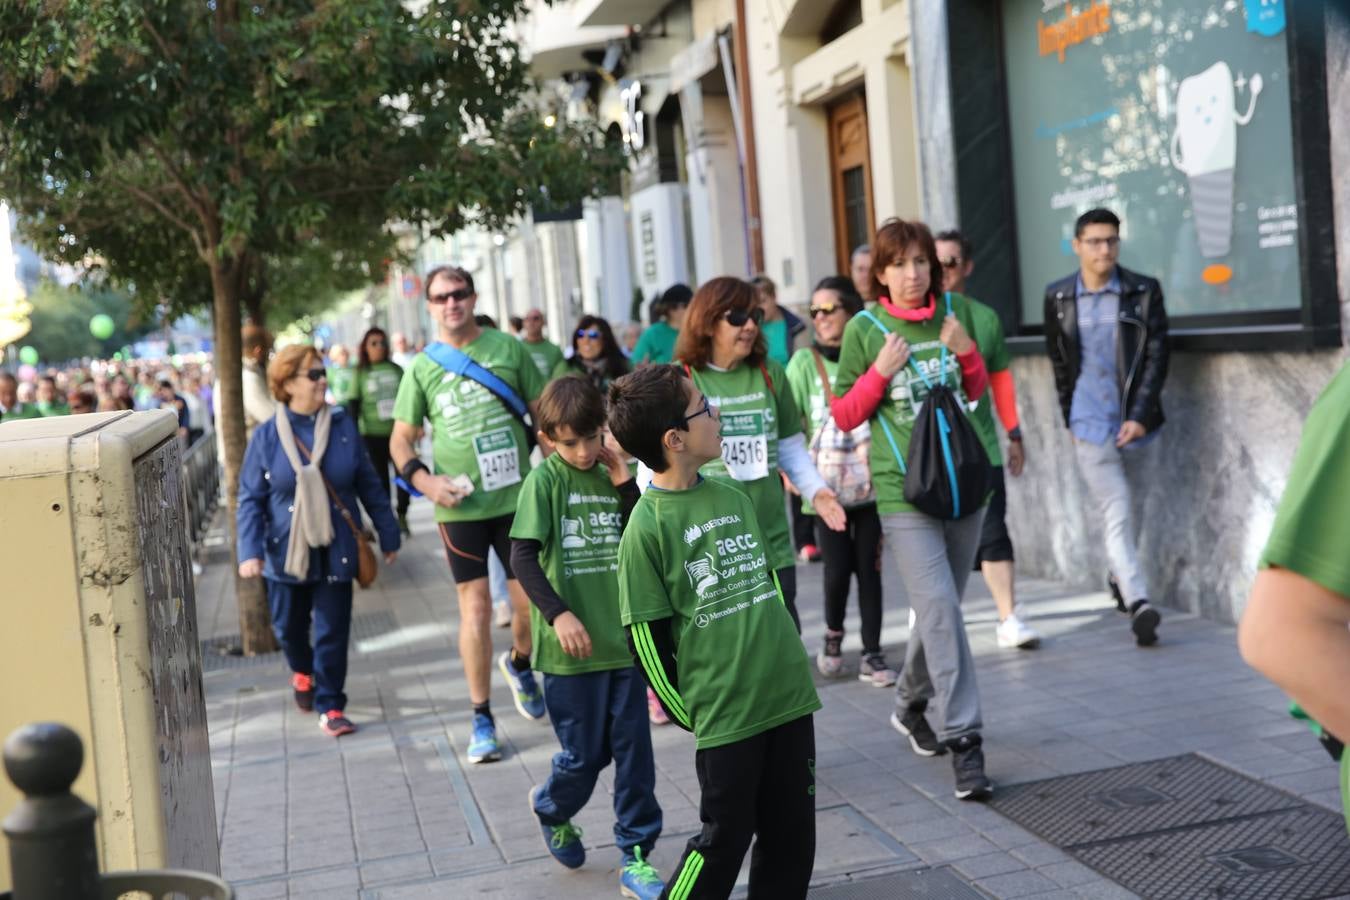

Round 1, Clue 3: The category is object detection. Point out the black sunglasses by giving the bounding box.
[576,328,602,339]
[809,303,842,318]
[723,307,765,327]
[429,287,473,304]
[304,368,327,382]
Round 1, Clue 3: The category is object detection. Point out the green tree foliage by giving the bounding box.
[24,280,157,364]
[0,0,621,650]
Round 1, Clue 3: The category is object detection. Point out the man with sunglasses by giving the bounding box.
[390,265,549,765]
[935,230,1040,651]
[1045,208,1170,647]
[521,307,565,379]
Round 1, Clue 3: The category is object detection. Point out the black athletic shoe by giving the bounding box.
[1107,573,1128,613]
[1130,600,1161,647]
[948,733,992,801]
[890,704,946,757]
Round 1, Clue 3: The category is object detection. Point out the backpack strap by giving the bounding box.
[851,311,908,474]
[424,341,537,448]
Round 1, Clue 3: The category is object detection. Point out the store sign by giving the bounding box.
[1004,0,1299,323]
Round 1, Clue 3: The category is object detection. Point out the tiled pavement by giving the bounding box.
[197,503,1343,899]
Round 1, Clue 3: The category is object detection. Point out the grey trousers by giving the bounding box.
[1072,438,1148,604]
[882,509,985,742]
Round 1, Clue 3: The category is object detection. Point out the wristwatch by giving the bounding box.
[1008,426,1023,442]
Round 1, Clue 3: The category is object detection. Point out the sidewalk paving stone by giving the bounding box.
[197,504,1343,898]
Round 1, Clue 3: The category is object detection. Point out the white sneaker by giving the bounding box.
[996,614,1040,650]
[493,600,513,629]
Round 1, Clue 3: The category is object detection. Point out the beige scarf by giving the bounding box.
[273,405,335,579]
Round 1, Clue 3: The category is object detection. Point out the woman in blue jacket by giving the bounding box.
[237,344,401,736]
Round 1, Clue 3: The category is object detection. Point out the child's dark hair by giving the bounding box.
[536,375,607,439]
[607,365,690,473]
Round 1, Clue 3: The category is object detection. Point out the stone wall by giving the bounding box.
[1005,349,1344,624]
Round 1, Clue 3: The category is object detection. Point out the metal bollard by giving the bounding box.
[1,723,100,900]
[1,723,233,900]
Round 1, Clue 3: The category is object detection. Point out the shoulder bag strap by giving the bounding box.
[809,349,834,402]
[295,438,364,541]
[424,341,536,448]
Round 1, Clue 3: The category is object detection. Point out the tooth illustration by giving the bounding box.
[1170,62,1262,258]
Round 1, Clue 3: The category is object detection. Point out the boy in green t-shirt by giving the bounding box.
[509,376,665,899]
[1239,362,1350,834]
[609,365,822,900]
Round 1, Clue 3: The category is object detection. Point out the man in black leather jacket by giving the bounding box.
[1044,208,1169,647]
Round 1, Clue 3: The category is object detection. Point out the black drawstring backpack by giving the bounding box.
[857,295,992,519]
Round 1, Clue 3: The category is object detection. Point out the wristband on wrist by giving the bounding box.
[1008,426,1023,442]
[400,458,429,485]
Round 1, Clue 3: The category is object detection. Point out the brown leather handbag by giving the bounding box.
[296,439,379,589]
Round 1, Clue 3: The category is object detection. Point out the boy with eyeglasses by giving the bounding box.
[390,266,549,765]
[610,364,821,900]
[1044,208,1170,646]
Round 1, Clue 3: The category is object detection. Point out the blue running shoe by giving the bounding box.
[620,847,664,899]
[498,651,546,720]
[466,713,501,764]
[531,787,585,869]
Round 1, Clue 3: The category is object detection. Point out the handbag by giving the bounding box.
[808,349,875,508]
[296,439,379,589]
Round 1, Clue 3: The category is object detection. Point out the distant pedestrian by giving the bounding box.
[390,331,415,369]
[1044,208,1169,647]
[236,344,401,737]
[935,229,1040,650]
[618,321,642,357]
[831,217,994,800]
[631,283,691,365]
[850,244,872,300]
[157,379,190,444]
[748,274,806,367]
[326,344,356,406]
[553,314,631,393]
[214,325,276,462]
[0,372,39,422]
[521,307,565,378]
[35,375,69,417]
[350,327,410,535]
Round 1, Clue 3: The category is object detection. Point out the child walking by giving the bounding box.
[608,365,821,900]
[509,376,665,900]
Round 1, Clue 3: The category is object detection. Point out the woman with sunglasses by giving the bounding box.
[350,327,411,535]
[553,314,631,393]
[673,277,847,631]
[785,277,893,686]
[830,218,993,801]
[237,344,401,737]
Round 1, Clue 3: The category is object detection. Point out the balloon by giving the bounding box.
[18,345,38,366]
[17,364,36,381]
[89,314,116,340]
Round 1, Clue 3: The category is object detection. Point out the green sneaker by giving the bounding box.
[620,847,663,899]
[531,786,584,868]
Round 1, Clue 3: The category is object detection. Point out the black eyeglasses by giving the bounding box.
[1081,236,1121,250]
[939,257,963,270]
[576,328,602,339]
[429,287,473,304]
[723,307,765,328]
[809,303,842,318]
[675,395,714,428]
[304,368,327,382]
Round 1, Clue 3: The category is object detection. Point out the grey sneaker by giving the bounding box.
[817,629,844,677]
[858,652,898,687]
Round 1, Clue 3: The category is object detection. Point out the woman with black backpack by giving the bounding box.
[831,218,995,802]
[785,276,892,686]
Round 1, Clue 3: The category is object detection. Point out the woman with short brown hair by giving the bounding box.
[671,277,846,631]
[238,344,402,737]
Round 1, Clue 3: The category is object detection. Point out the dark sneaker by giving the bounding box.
[890,704,946,757]
[291,672,315,712]
[1107,573,1128,613]
[619,846,664,899]
[531,787,585,869]
[1130,600,1161,647]
[948,733,992,801]
[318,710,356,737]
[858,652,898,687]
[498,651,547,720]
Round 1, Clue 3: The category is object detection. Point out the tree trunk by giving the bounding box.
[210,259,277,654]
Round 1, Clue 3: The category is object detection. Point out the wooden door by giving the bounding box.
[828,93,875,277]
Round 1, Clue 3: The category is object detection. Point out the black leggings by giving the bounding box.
[816,503,883,654]
[363,434,410,517]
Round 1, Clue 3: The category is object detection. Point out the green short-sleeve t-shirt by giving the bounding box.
[392,328,545,523]
[36,401,70,417]
[618,478,820,749]
[328,366,357,405]
[632,322,679,365]
[1,402,40,422]
[523,339,565,380]
[966,299,1010,468]
[510,453,633,676]
[785,346,837,516]
[352,361,404,438]
[834,292,988,515]
[686,359,802,571]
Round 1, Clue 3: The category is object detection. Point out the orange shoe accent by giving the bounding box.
[291,672,314,692]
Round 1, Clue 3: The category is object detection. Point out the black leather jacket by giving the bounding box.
[1043,264,1170,433]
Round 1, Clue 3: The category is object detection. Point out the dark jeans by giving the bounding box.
[817,503,884,654]
[363,434,410,517]
[266,578,354,712]
[533,667,663,857]
[661,714,816,900]
[776,565,800,633]
[790,503,816,551]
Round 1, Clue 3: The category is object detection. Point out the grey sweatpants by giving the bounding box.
[1072,438,1149,604]
[882,509,985,742]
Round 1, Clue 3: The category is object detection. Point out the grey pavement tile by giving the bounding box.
[1036,859,1103,888]
[1009,842,1071,867]
[233,880,289,900]
[952,850,1029,879]
[974,869,1062,898]
[908,832,1001,864]
[359,853,434,886]
[977,823,1042,851]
